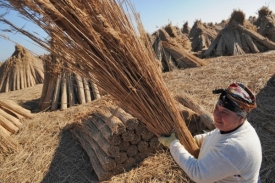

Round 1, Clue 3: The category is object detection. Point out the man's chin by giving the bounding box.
[214,122,223,129]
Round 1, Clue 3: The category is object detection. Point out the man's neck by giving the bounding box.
[220,121,245,134]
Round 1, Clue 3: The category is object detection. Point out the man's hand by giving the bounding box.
[158,132,177,148]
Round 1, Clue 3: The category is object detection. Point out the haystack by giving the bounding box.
[181,21,190,35]
[254,6,275,42]
[39,54,100,111]
[0,44,44,92]
[202,10,275,58]
[189,20,218,52]
[248,16,257,25]
[0,99,32,154]
[71,100,208,181]
[163,23,191,51]
[152,24,207,72]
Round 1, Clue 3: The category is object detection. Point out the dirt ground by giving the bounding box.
[0,51,275,183]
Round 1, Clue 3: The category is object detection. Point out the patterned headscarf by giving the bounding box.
[213,82,257,117]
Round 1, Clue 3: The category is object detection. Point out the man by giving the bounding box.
[159,82,262,183]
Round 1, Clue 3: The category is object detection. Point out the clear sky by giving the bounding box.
[0,0,274,62]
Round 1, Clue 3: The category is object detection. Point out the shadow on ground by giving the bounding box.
[248,77,275,183]
[41,125,99,183]
[21,98,41,113]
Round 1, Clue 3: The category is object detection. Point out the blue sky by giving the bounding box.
[0,0,274,61]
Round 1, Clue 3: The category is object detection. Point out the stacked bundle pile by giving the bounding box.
[72,100,208,181]
[39,54,100,111]
[0,99,32,153]
[0,44,44,92]
[189,20,219,52]
[72,106,158,181]
[181,21,190,35]
[254,6,275,42]
[174,93,215,131]
[202,10,275,58]
[152,24,207,72]
[163,23,191,51]
[248,16,257,24]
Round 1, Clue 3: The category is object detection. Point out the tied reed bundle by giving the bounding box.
[1,0,199,156]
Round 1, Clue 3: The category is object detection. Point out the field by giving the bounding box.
[0,51,275,183]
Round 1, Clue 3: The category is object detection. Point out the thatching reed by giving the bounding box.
[189,20,219,52]
[71,105,159,181]
[0,0,199,156]
[248,15,257,24]
[106,150,193,182]
[258,6,273,17]
[0,44,44,92]
[163,23,191,51]
[202,9,275,58]
[254,6,275,43]
[174,93,215,131]
[151,26,207,72]
[39,54,101,111]
[0,99,32,154]
[71,100,207,181]
[181,21,190,35]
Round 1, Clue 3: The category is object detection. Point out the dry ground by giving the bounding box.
[0,51,275,183]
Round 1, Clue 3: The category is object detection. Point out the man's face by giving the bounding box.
[213,104,244,131]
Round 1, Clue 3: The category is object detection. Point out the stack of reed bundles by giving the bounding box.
[0,99,32,153]
[189,20,218,52]
[152,25,207,72]
[72,99,209,181]
[0,44,44,93]
[181,21,190,35]
[202,10,275,58]
[39,54,101,111]
[72,105,159,181]
[254,6,275,42]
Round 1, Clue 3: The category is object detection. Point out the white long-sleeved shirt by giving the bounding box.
[170,121,262,183]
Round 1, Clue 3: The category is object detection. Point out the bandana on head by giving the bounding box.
[213,82,257,117]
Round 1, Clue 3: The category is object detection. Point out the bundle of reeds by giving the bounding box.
[0,99,32,153]
[71,101,204,181]
[174,93,215,130]
[254,6,275,43]
[164,23,191,51]
[0,1,199,155]
[152,27,207,72]
[0,44,44,92]
[72,105,159,181]
[181,21,190,35]
[202,10,275,58]
[39,54,100,111]
[189,20,218,52]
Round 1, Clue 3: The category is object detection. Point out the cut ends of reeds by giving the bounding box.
[0,98,32,154]
[0,125,19,154]
[71,99,209,180]
[71,105,163,181]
